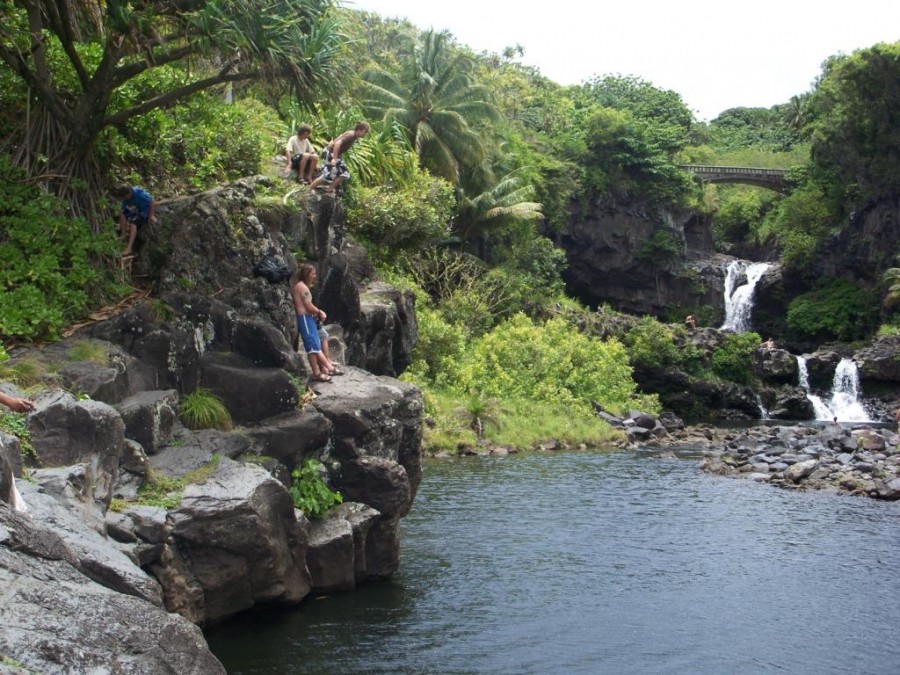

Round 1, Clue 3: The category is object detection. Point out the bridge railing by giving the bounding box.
[680,165,787,177]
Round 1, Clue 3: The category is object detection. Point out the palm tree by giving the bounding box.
[360,29,500,184]
[883,268,900,307]
[453,168,544,250]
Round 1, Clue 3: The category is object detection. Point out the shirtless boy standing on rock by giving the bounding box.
[291,264,341,383]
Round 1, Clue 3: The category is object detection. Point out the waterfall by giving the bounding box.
[796,356,871,422]
[721,260,771,332]
[755,394,770,420]
[829,358,871,422]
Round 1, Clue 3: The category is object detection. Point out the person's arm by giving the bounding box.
[0,391,34,413]
[148,198,156,223]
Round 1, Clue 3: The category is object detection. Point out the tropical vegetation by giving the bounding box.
[1,2,897,451]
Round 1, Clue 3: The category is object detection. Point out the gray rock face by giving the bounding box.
[353,282,418,377]
[855,335,900,390]
[162,459,310,625]
[752,347,798,385]
[17,481,164,605]
[115,389,179,455]
[244,408,332,470]
[199,352,299,425]
[307,513,355,593]
[766,386,814,420]
[556,197,721,316]
[0,433,21,507]
[311,367,423,502]
[26,391,124,507]
[0,504,225,675]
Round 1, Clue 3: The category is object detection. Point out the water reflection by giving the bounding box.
[207,451,900,675]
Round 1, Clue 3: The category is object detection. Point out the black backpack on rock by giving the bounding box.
[253,255,291,284]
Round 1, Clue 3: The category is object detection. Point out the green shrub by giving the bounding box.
[459,314,640,416]
[624,316,679,370]
[711,332,761,384]
[405,305,467,386]
[289,459,343,519]
[179,388,232,431]
[345,169,455,255]
[786,278,877,342]
[0,156,125,341]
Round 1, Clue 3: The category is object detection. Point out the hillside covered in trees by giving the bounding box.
[2,0,898,446]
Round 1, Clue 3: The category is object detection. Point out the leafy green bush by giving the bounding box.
[179,388,233,431]
[757,184,834,268]
[786,278,877,342]
[459,314,639,416]
[289,459,343,519]
[624,316,680,370]
[404,305,467,387]
[345,169,455,255]
[711,332,761,384]
[106,92,284,193]
[0,156,124,341]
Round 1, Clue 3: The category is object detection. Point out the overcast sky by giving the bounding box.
[346,0,900,121]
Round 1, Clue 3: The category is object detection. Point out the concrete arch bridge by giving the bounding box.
[681,165,790,193]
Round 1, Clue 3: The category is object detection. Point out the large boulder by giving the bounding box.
[199,352,299,425]
[161,459,310,625]
[17,481,164,605]
[26,390,125,508]
[115,390,179,455]
[347,282,418,377]
[0,433,22,509]
[0,504,225,674]
[855,335,900,393]
[752,347,798,385]
[310,367,423,503]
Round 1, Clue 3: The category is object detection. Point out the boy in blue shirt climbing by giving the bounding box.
[115,184,157,256]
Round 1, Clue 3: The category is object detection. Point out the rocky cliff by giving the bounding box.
[0,178,424,672]
[556,195,726,318]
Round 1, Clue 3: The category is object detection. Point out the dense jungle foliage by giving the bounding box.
[2,1,898,448]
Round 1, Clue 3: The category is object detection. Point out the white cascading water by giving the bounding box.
[796,356,871,422]
[721,260,771,332]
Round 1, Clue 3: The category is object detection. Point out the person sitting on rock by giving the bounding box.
[291,264,340,383]
[764,337,776,350]
[309,121,369,194]
[684,315,697,330]
[286,124,318,184]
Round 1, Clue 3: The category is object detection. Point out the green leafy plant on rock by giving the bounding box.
[289,459,343,519]
[179,388,232,431]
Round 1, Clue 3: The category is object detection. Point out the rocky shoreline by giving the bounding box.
[433,412,900,502]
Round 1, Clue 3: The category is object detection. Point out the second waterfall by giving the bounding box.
[721,260,771,332]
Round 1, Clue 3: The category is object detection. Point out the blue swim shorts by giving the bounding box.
[297,314,322,354]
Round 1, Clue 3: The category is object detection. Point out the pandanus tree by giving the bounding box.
[0,0,347,224]
[360,29,500,185]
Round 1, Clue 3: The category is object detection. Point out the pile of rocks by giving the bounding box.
[674,423,900,500]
